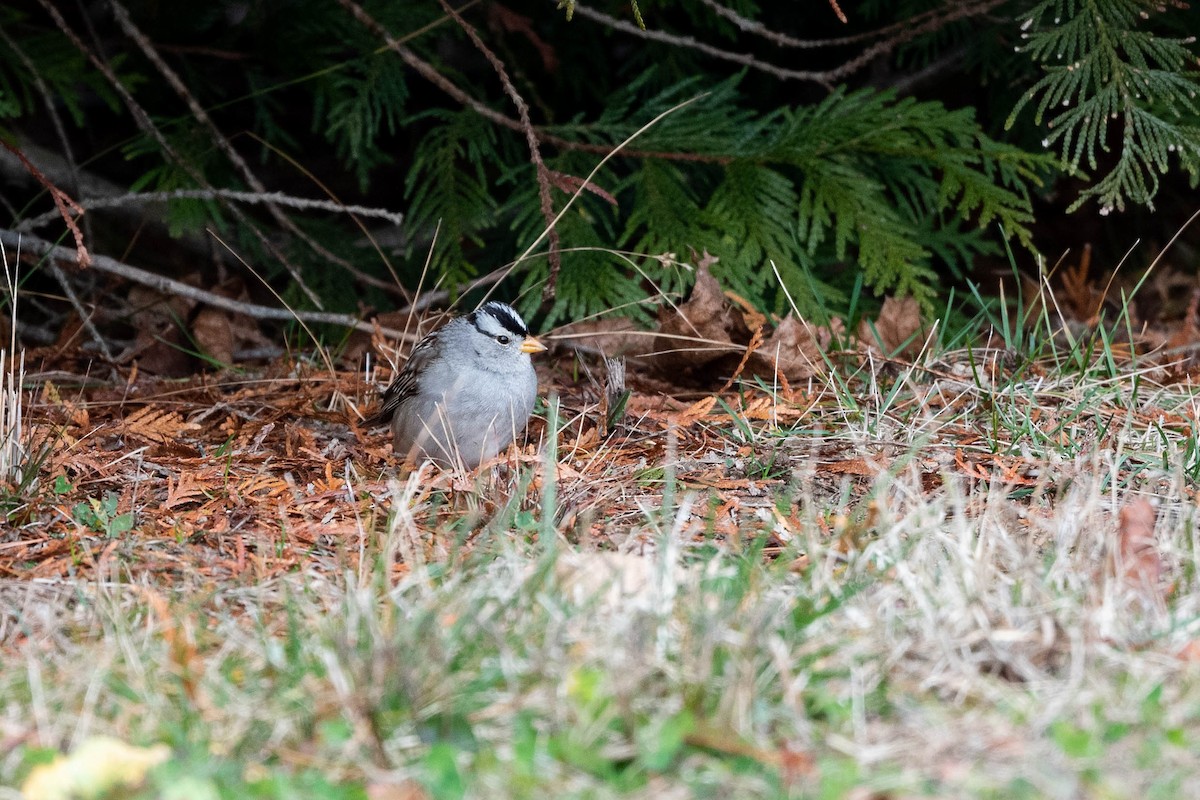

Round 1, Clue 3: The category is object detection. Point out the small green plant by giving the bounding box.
[72,492,135,538]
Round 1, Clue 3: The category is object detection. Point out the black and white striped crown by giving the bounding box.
[470,301,529,338]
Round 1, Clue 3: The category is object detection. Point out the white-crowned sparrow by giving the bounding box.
[365,301,547,468]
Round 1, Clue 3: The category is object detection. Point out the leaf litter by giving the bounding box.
[5,256,1200,794]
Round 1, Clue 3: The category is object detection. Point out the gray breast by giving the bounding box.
[393,361,536,468]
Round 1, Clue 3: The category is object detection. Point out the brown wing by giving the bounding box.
[362,331,440,427]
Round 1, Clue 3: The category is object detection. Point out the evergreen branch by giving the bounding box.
[0,25,85,235]
[36,0,340,312]
[339,0,727,165]
[1007,0,1200,211]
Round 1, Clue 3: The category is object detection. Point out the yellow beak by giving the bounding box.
[520,336,548,354]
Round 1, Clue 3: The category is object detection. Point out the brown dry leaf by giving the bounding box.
[859,295,925,358]
[47,383,91,429]
[1177,640,1200,662]
[1058,244,1105,324]
[724,289,768,331]
[123,406,201,444]
[826,458,876,476]
[128,283,193,326]
[164,471,209,511]
[285,422,319,458]
[122,282,198,376]
[367,781,430,800]
[545,169,617,206]
[128,327,192,376]
[1115,498,1163,600]
[741,395,775,421]
[1164,288,1200,355]
[555,316,645,357]
[192,307,235,366]
[673,395,718,425]
[652,266,739,372]
[747,315,826,380]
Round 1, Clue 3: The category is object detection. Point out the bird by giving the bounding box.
[364,301,547,468]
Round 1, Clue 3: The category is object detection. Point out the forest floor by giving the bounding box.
[4,285,1200,799]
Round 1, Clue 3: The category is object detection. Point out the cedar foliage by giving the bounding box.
[1,1,1197,327]
[1007,0,1200,212]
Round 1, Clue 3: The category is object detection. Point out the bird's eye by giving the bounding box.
[497,334,511,345]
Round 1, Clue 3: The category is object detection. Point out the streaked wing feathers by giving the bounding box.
[362,331,439,427]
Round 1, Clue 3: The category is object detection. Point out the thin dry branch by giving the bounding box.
[568,3,839,88]
[436,0,563,301]
[45,259,115,363]
[36,1,388,313]
[0,25,90,244]
[107,1,326,310]
[0,229,409,341]
[0,140,89,269]
[585,0,1008,86]
[338,0,728,165]
[18,190,405,231]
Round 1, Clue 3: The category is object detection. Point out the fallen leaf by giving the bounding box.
[554,316,645,357]
[859,295,925,358]
[192,307,235,366]
[1115,498,1163,601]
[123,406,201,445]
[22,736,171,800]
[672,395,718,425]
[1177,640,1200,662]
[747,315,826,379]
[651,265,741,372]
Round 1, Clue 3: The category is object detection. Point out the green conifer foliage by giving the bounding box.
[1,1,1196,325]
[1007,0,1200,212]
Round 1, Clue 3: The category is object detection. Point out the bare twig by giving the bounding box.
[435,0,562,301]
[338,0,728,165]
[0,25,90,244]
[45,259,114,362]
[6,144,409,299]
[107,1,326,309]
[589,0,1008,86]
[0,229,409,340]
[568,3,839,88]
[34,1,331,311]
[0,141,89,268]
[18,190,404,232]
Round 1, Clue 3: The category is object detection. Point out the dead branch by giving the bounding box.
[0,229,410,341]
[581,0,1008,87]
[337,0,728,165]
[18,190,404,232]
[107,1,327,310]
[436,0,563,301]
[0,140,89,269]
[0,25,90,244]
